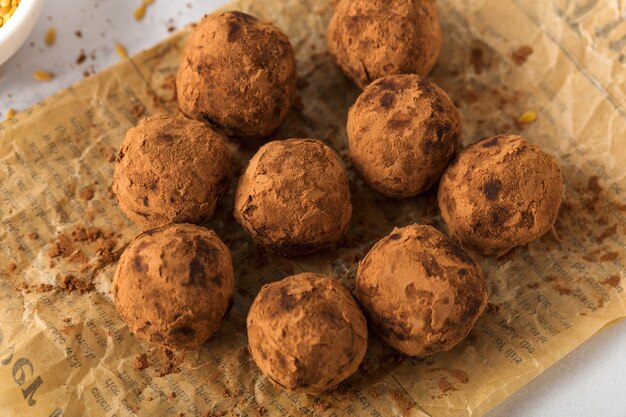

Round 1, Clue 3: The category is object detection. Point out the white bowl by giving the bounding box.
[0,0,44,66]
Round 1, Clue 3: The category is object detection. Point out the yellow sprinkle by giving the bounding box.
[518,110,537,124]
[5,108,16,120]
[33,70,54,81]
[45,28,56,46]
[0,0,18,28]
[134,3,146,20]
[115,42,128,59]
[143,0,154,4]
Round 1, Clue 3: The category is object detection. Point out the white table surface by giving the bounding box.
[1,1,625,416]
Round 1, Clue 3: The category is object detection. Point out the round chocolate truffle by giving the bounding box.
[438,134,563,256]
[176,11,297,138]
[327,0,442,89]
[113,114,232,227]
[356,224,488,357]
[347,74,460,197]
[247,273,367,393]
[112,224,234,350]
[234,139,352,256]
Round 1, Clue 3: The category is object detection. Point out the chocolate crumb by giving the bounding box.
[7,263,17,273]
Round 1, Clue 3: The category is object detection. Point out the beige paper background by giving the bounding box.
[1,0,625,416]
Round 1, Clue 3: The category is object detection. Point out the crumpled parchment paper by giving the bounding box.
[0,0,625,416]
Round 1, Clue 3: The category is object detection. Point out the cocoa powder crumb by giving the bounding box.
[438,377,455,393]
[79,187,95,201]
[130,104,146,118]
[166,19,176,33]
[486,302,501,314]
[67,249,89,264]
[511,45,533,65]
[58,274,95,294]
[28,232,39,240]
[553,284,572,295]
[470,47,484,74]
[600,251,619,262]
[133,353,150,371]
[601,275,621,288]
[48,234,74,258]
[161,74,177,102]
[36,284,55,292]
[7,263,17,273]
[156,348,183,377]
[597,224,617,243]
[588,175,602,193]
[76,50,87,65]
[449,369,469,384]
[72,226,89,242]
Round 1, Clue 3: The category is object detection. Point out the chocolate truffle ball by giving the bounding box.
[347,74,460,197]
[176,11,297,139]
[356,224,487,357]
[438,134,563,256]
[234,139,352,256]
[247,273,367,393]
[327,0,442,89]
[112,224,234,350]
[113,114,232,227]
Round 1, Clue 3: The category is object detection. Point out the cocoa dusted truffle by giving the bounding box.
[112,224,234,350]
[247,273,367,393]
[176,11,297,139]
[234,139,352,256]
[327,0,442,89]
[438,134,563,256]
[113,114,232,227]
[356,224,487,357]
[347,74,460,197]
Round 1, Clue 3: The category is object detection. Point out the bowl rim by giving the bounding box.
[0,0,40,45]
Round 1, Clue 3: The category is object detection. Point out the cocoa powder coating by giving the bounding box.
[356,224,488,356]
[112,224,234,350]
[327,0,442,89]
[176,11,297,138]
[247,273,367,393]
[234,139,352,256]
[438,134,563,255]
[347,74,460,197]
[113,114,232,227]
